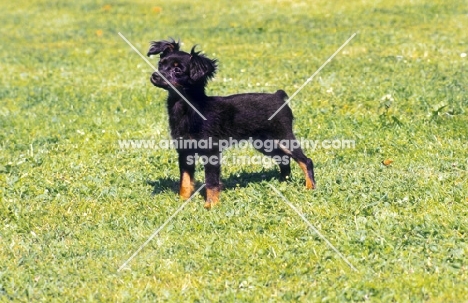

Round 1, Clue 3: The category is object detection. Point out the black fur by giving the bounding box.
[148,39,315,209]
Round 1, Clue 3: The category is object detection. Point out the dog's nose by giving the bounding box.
[150,72,163,86]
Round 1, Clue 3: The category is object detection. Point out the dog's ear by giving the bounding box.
[189,46,217,83]
[147,39,180,57]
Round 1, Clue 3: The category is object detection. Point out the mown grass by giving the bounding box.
[1,0,467,301]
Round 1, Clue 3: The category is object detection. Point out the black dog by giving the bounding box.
[147,39,315,209]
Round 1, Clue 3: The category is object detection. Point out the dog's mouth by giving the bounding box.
[150,73,184,90]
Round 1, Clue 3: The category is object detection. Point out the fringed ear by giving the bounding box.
[147,39,180,57]
[189,46,217,84]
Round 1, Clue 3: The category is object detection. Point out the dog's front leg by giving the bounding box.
[178,151,195,200]
[203,154,221,209]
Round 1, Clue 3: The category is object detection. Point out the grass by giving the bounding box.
[1,0,467,301]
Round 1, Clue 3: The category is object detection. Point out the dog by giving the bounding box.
[147,39,315,209]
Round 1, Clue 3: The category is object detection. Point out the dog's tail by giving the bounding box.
[275,90,289,102]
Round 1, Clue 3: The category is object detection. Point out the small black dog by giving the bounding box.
[147,39,315,209]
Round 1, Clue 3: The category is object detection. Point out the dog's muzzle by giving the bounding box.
[151,72,160,83]
[151,72,167,87]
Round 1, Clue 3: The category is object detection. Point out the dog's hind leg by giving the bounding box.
[276,139,316,189]
[278,160,291,181]
[297,156,315,189]
[253,145,291,180]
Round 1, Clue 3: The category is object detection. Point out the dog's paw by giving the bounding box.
[306,180,316,190]
[203,200,220,210]
[179,187,194,200]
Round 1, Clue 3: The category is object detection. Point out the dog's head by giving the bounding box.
[147,39,217,90]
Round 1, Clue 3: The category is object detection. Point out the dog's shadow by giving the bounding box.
[147,169,280,197]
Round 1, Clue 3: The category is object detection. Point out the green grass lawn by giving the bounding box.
[1,0,467,301]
